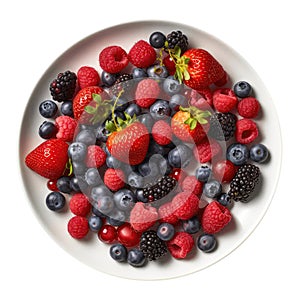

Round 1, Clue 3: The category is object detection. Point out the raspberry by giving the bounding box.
[181,175,203,196]
[128,40,156,68]
[193,138,222,163]
[158,202,179,225]
[135,78,160,108]
[212,160,237,183]
[235,118,259,144]
[171,191,199,220]
[152,120,172,145]
[188,88,213,111]
[85,145,106,168]
[104,168,125,191]
[129,202,158,232]
[69,193,91,216]
[55,115,77,142]
[77,66,100,89]
[201,201,232,234]
[237,97,260,118]
[167,232,194,259]
[99,46,129,74]
[67,216,89,239]
[213,88,238,112]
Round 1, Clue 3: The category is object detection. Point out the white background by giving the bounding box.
[1,0,299,299]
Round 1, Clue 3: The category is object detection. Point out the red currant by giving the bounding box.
[163,55,176,75]
[98,224,117,244]
[47,179,58,191]
[117,223,141,247]
[212,160,236,183]
[169,168,187,183]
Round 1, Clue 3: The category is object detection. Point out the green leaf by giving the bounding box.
[92,93,102,104]
[117,117,125,127]
[174,45,181,58]
[105,120,117,133]
[183,69,190,81]
[190,119,197,130]
[84,105,97,114]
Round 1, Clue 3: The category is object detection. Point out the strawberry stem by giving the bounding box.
[111,90,124,131]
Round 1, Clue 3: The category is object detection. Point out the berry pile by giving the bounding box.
[24,29,270,268]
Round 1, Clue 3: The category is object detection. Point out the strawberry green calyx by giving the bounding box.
[105,90,137,134]
[84,93,112,124]
[167,45,190,84]
[180,106,211,129]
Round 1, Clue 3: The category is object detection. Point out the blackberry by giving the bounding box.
[140,175,177,203]
[165,30,188,53]
[208,112,237,141]
[139,230,167,261]
[112,73,133,96]
[50,70,77,102]
[228,163,260,203]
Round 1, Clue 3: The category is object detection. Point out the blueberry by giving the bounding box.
[149,31,166,48]
[94,195,115,215]
[150,100,171,120]
[233,81,252,98]
[147,140,165,157]
[39,100,58,118]
[125,103,141,117]
[107,209,126,226]
[197,234,217,252]
[110,244,128,262]
[88,215,102,232]
[157,223,175,241]
[106,156,122,169]
[138,113,155,130]
[169,94,188,111]
[132,68,148,79]
[101,71,117,87]
[90,185,111,201]
[138,160,154,177]
[113,189,136,211]
[163,77,182,95]
[195,165,211,182]
[135,189,148,203]
[147,65,168,78]
[95,124,109,143]
[61,100,74,117]
[114,97,129,112]
[226,143,249,166]
[68,142,87,162]
[168,144,192,168]
[127,172,144,188]
[46,191,66,211]
[203,180,222,198]
[217,193,231,207]
[85,168,101,186]
[72,161,87,175]
[75,129,96,145]
[70,176,84,192]
[182,216,200,234]
[127,249,146,267]
[56,176,72,194]
[38,121,57,139]
[250,143,269,163]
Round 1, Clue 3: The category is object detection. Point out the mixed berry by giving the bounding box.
[24,29,270,268]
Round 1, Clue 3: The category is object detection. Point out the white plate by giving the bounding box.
[19,20,282,280]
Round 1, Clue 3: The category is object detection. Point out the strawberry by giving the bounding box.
[25,139,69,179]
[105,110,149,165]
[129,202,158,232]
[73,86,109,122]
[170,47,225,90]
[171,106,210,144]
[152,120,172,145]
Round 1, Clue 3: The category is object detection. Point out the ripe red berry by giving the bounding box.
[172,191,200,220]
[193,138,222,163]
[163,55,176,75]
[167,232,194,259]
[77,66,100,89]
[181,175,203,196]
[135,78,160,108]
[98,224,117,244]
[99,46,129,74]
[55,115,77,142]
[69,193,91,216]
[104,168,125,191]
[47,179,58,191]
[67,216,89,239]
[212,160,237,183]
[169,168,187,183]
[237,97,260,118]
[152,120,172,145]
[235,118,259,144]
[85,145,107,168]
[117,223,141,247]
[128,40,156,68]
[213,88,238,113]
